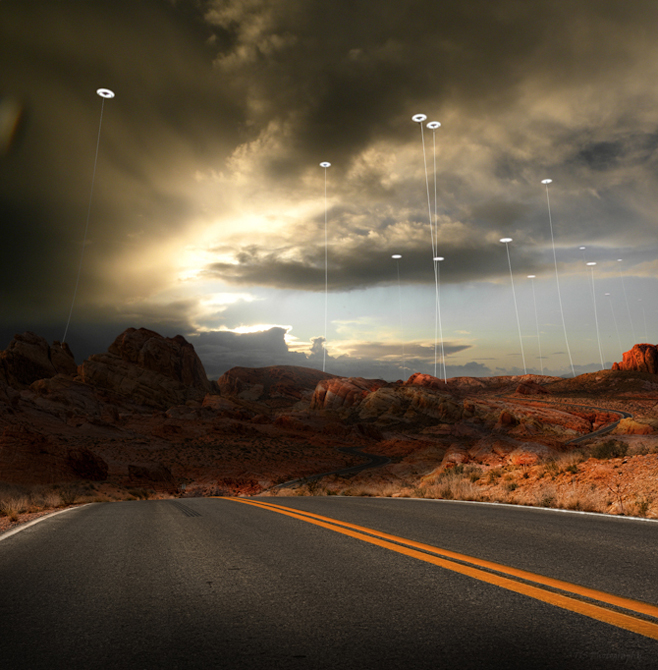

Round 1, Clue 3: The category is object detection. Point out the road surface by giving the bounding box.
[1,497,657,669]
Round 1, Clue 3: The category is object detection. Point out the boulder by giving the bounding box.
[612,418,654,435]
[612,344,658,374]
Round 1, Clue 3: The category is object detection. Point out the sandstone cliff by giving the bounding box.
[612,343,658,374]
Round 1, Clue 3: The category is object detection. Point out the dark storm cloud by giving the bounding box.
[2,0,658,374]
[200,0,658,289]
[0,0,241,323]
[204,235,547,290]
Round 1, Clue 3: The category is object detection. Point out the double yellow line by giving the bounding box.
[221,497,658,641]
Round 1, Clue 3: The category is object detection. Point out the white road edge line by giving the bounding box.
[0,504,90,543]
[389,497,658,523]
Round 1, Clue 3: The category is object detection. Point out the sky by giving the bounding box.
[1,0,658,381]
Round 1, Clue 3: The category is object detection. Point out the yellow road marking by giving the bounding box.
[220,497,658,642]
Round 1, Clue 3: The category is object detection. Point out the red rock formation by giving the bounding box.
[310,377,388,411]
[108,328,213,394]
[612,343,658,374]
[218,365,336,406]
[516,380,550,395]
[404,372,448,390]
[79,328,214,409]
[0,332,76,388]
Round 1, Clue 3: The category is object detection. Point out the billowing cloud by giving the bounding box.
[2,0,657,377]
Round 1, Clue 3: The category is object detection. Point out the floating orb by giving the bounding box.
[412,114,427,123]
[320,161,331,168]
[391,254,402,259]
[500,237,513,244]
[617,258,623,262]
[605,292,611,296]
[579,246,586,250]
[541,179,552,184]
[527,274,536,279]
[427,121,441,130]
[96,88,115,99]
[434,256,444,262]
[587,262,597,266]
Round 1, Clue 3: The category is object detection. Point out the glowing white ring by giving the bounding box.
[412,114,427,123]
[579,246,586,250]
[320,161,331,168]
[500,237,513,244]
[541,179,552,185]
[391,254,402,259]
[97,88,115,99]
[527,275,536,279]
[427,121,441,130]
[587,262,597,266]
[433,256,444,262]
[617,258,623,262]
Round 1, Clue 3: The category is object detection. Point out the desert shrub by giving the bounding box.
[0,496,28,521]
[58,485,79,505]
[487,468,502,484]
[635,497,652,517]
[127,488,151,500]
[544,460,559,475]
[591,440,628,460]
[536,486,557,508]
[505,482,518,492]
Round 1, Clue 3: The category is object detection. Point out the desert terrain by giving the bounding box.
[1,328,658,532]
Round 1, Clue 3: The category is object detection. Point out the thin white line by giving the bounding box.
[0,504,89,543]
[390,497,658,523]
[504,242,527,374]
[63,98,106,343]
[323,166,328,373]
[544,184,575,377]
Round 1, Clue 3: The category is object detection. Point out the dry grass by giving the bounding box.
[263,450,658,520]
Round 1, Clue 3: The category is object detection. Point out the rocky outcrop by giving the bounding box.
[79,328,214,409]
[612,344,658,374]
[0,332,76,389]
[404,372,448,390]
[108,328,213,393]
[516,380,550,395]
[218,365,336,406]
[310,377,388,411]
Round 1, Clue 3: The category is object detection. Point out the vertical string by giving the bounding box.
[63,96,106,343]
[505,242,527,374]
[323,166,328,372]
[544,183,575,377]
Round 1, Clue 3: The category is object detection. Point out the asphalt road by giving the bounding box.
[1,497,657,669]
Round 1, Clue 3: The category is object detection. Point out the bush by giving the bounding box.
[591,440,628,460]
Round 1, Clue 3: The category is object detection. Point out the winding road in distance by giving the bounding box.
[1,497,657,669]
